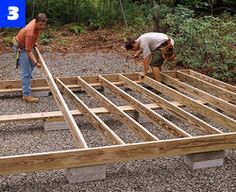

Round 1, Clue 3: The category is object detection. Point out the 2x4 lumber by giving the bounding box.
[177,71,236,104]
[142,75,236,131]
[100,75,191,137]
[0,80,142,94]
[0,71,187,93]
[188,70,236,93]
[0,82,117,94]
[77,76,159,141]
[35,48,87,149]
[56,78,125,145]
[120,75,222,134]
[0,73,139,90]
[0,100,207,123]
[0,132,236,175]
[161,73,236,117]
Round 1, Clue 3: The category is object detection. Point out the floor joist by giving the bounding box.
[36,48,87,149]
[56,78,125,145]
[161,73,236,117]
[77,76,159,141]
[119,74,222,134]
[100,75,191,137]
[188,70,236,93]
[179,70,236,103]
[143,75,236,131]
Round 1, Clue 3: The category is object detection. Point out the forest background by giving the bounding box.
[0,0,235,82]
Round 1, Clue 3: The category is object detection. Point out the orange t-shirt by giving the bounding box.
[16,19,39,51]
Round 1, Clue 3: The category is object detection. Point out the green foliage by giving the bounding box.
[160,5,195,32]
[40,30,54,45]
[161,10,236,81]
[59,39,69,45]
[23,0,236,82]
[0,28,17,46]
[2,36,13,45]
[124,2,152,30]
[69,24,86,34]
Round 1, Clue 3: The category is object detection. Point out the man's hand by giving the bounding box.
[139,72,146,79]
[35,62,42,69]
[133,53,139,59]
[133,49,141,58]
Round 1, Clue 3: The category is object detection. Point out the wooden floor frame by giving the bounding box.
[0,48,235,176]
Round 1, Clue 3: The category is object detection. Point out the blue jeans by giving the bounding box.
[13,45,35,96]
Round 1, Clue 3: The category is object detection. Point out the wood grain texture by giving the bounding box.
[0,101,204,123]
[56,78,125,145]
[162,72,236,117]
[100,75,191,137]
[143,75,236,131]
[120,74,222,134]
[35,48,87,148]
[77,76,159,141]
[0,132,235,175]
[177,71,236,104]
[188,70,236,93]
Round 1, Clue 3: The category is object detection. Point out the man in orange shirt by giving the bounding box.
[13,13,47,102]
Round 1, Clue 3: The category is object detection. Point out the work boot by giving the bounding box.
[23,95,39,103]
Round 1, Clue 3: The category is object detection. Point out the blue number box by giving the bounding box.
[0,0,26,28]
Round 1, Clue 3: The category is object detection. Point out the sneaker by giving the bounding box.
[23,96,39,103]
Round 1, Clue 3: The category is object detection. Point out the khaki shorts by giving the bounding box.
[149,50,164,68]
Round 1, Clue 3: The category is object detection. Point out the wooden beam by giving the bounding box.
[0,101,207,123]
[0,73,139,90]
[177,71,236,104]
[0,71,177,93]
[56,78,125,145]
[188,70,236,93]
[0,132,236,175]
[35,48,87,149]
[142,75,236,131]
[77,76,159,141]
[161,73,236,117]
[100,75,191,137]
[120,75,222,134]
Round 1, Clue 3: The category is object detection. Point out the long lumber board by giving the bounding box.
[35,47,87,149]
[0,132,236,175]
[0,100,207,123]
[0,72,177,93]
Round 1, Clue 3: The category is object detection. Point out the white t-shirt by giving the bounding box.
[137,32,174,58]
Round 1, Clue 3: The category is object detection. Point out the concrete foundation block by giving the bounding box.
[31,90,50,97]
[184,151,225,170]
[65,165,106,183]
[133,111,151,124]
[44,120,68,131]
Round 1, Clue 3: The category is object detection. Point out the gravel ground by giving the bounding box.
[0,51,235,192]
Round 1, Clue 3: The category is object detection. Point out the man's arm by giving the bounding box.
[133,49,141,58]
[143,54,152,75]
[25,35,41,68]
[26,51,41,68]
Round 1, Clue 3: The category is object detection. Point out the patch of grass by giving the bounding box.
[69,24,86,34]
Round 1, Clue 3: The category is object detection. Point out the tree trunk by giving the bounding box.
[208,0,215,15]
[118,0,128,29]
[74,0,80,23]
[32,0,36,19]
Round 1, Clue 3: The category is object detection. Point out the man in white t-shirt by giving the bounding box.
[125,32,176,81]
